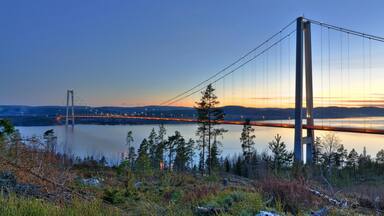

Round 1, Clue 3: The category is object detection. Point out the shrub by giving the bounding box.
[103,188,125,204]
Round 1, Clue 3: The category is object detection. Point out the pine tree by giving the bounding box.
[223,157,231,172]
[268,134,293,172]
[234,155,243,176]
[334,144,348,169]
[195,84,225,175]
[147,128,158,168]
[347,148,359,177]
[155,124,166,169]
[240,119,256,161]
[126,131,134,159]
[165,131,183,170]
[127,146,136,170]
[136,139,151,171]
[43,129,57,153]
[208,128,226,173]
[313,136,323,164]
[0,119,14,140]
[209,140,220,171]
[174,136,194,172]
[185,138,195,169]
[376,149,384,164]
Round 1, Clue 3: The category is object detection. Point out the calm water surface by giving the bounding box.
[17,117,384,164]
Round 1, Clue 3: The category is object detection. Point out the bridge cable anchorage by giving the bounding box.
[160,19,297,106]
[163,29,296,106]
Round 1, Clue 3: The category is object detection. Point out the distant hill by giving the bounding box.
[0,105,383,126]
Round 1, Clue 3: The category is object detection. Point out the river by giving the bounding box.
[16,117,384,164]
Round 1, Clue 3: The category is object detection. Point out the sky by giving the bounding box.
[1,0,384,107]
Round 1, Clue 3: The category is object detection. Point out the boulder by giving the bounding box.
[15,183,41,197]
[255,211,280,216]
[0,171,41,197]
[80,178,101,187]
[0,171,17,195]
[134,181,142,189]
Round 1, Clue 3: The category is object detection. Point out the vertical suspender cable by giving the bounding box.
[267,46,270,109]
[288,34,291,115]
[340,31,344,127]
[241,68,244,107]
[255,58,257,108]
[321,25,324,126]
[231,73,234,106]
[369,38,372,128]
[223,76,225,107]
[347,33,351,125]
[363,37,366,128]
[280,32,283,123]
[328,27,331,126]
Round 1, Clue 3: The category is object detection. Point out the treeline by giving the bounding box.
[116,84,384,187]
[118,125,196,173]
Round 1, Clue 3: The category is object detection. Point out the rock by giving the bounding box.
[255,210,280,216]
[311,207,329,216]
[222,178,228,186]
[0,171,17,195]
[196,206,225,215]
[15,183,41,197]
[80,178,101,187]
[0,171,41,198]
[134,181,142,189]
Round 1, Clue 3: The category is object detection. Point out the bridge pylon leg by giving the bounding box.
[294,17,315,163]
[304,21,314,164]
[65,90,75,129]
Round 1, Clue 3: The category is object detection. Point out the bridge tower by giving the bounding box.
[294,17,315,163]
[65,90,75,129]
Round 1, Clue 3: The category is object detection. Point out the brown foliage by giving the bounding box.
[182,184,220,204]
[258,177,323,214]
[0,138,75,202]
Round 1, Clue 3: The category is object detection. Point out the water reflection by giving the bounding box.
[17,117,384,164]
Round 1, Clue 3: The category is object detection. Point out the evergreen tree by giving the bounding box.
[174,137,194,172]
[155,124,167,169]
[0,119,14,141]
[198,150,205,172]
[136,139,151,171]
[165,131,183,170]
[126,131,134,158]
[268,134,293,172]
[43,129,57,153]
[185,138,195,169]
[147,128,158,168]
[334,144,348,169]
[240,119,256,159]
[234,155,243,176]
[209,140,220,171]
[223,157,231,172]
[358,148,372,171]
[347,148,359,177]
[127,146,136,170]
[376,149,384,164]
[207,128,226,172]
[313,136,323,165]
[194,84,225,175]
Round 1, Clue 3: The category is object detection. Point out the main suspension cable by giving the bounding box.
[160,19,297,106]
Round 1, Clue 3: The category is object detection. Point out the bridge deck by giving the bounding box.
[58,115,384,135]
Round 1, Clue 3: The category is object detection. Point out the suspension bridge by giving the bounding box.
[54,16,384,163]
